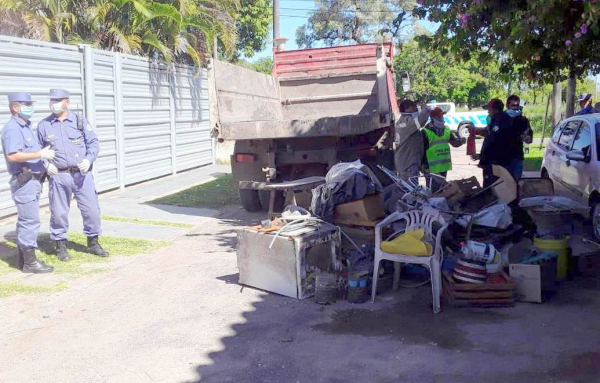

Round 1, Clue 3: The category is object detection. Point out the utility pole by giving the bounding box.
[273,0,280,52]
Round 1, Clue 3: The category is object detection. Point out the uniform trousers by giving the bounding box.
[49,171,101,241]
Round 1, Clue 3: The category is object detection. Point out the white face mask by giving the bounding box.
[50,100,66,115]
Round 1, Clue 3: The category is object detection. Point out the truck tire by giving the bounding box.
[259,190,285,212]
[239,188,262,212]
[458,123,473,140]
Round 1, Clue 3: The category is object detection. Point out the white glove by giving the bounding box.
[46,162,58,176]
[39,146,55,160]
[78,159,91,173]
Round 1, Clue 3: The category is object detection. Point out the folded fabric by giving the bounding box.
[381,229,433,256]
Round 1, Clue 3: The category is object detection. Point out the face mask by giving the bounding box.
[50,100,66,115]
[402,111,419,119]
[18,105,35,120]
[432,119,445,129]
[505,108,522,118]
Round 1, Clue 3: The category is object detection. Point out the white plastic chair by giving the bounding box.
[371,210,448,313]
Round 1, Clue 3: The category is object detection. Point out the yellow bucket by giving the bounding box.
[534,237,569,281]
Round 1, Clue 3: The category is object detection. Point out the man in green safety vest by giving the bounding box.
[421,107,464,191]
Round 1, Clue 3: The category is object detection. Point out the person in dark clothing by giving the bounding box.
[479,98,520,187]
[505,95,533,181]
[575,93,599,115]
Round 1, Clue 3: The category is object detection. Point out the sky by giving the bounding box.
[251,0,439,60]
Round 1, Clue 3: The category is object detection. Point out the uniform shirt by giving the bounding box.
[37,111,100,169]
[1,116,46,175]
[510,114,533,160]
[480,112,517,167]
[575,106,599,116]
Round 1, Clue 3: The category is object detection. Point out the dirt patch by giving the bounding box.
[313,289,512,350]
[552,351,600,383]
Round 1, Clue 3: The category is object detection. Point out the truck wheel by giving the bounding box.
[458,124,472,140]
[259,190,285,213]
[239,189,262,212]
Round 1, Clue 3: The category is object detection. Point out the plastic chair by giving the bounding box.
[371,210,448,313]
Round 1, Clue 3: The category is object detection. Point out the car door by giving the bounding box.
[559,119,593,202]
[548,119,581,196]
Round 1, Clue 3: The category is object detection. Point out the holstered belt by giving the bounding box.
[57,167,80,174]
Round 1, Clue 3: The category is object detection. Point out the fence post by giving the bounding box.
[114,53,126,189]
[82,44,99,181]
[169,70,177,175]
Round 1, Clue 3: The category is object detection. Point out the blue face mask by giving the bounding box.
[18,105,35,120]
[505,108,522,118]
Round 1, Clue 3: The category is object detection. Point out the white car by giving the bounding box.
[541,113,600,237]
[427,102,488,139]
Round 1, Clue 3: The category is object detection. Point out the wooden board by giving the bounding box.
[443,271,515,308]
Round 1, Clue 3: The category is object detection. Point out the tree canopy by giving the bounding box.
[296,0,415,48]
[415,0,600,83]
[0,0,256,65]
[234,0,271,60]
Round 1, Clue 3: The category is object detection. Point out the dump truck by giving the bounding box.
[212,43,400,211]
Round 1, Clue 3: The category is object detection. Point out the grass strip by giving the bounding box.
[101,215,194,229]
[150,174,238,208]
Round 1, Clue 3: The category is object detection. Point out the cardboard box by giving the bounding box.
[333,194,385,227]
[509,261,557,303]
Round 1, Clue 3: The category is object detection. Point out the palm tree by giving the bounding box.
[0,0,240,65]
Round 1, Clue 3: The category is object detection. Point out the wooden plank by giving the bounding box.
[451,290,514,299]
[452,299,514,308]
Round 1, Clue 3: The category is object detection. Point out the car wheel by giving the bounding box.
[592,203,600,241]
[541,168,549,179]
[458,124,472,140]
[239,188,262,212]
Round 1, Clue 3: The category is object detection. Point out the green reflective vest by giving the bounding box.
[424,127,452,173]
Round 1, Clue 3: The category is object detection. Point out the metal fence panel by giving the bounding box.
[0,35,214,217]
[91,49,120,191]
[172,65,213,172]
[120,54,173,185]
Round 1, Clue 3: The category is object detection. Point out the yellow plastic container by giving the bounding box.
[534,237,569,281]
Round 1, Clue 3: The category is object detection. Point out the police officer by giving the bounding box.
[1,93,55,273]
[37,89,108,261]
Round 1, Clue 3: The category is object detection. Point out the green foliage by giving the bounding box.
[395,39,504,107]
[415,1,600,83]
[234,0,271,59]
[296,0,416,48]
[251,56,273,74]
[0,0,241,65]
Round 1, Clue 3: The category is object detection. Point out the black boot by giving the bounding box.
[21,248,53,274]
[55,240,71,262]
[16,247,24,270]
[87,236,109,257]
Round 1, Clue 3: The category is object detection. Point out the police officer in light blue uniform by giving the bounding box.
[37,89,108,260]
[1,93,55,273]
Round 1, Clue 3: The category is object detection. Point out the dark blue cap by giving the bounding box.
[49,89,70,99]
[7,92,33,103]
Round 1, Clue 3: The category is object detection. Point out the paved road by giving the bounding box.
[1,210,600,382]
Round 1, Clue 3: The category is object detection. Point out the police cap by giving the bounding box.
[49,89,70,100]
[7,92,33,103]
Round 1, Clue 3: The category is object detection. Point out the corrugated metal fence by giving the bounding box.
[0,35,212,216]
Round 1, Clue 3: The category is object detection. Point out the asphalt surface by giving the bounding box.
[1,153,600,383]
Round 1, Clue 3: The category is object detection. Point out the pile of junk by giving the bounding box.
[236,160,600,313]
